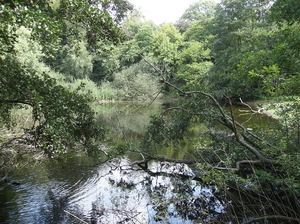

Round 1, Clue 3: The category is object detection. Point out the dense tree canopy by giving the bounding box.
[92,1,299,222]
[180,0,216,22]
[1,0,299,153]
[1,0,300,222]
[0,0,132,154]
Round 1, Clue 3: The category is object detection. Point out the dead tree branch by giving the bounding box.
[239,98,264,113]
[141,56,277,168]
[130,158,203,182]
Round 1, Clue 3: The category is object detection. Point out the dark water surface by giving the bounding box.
[1,156,225,223]
[0,101,278,223]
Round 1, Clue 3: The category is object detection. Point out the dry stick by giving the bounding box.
[143,88,163,106]
[63,210,89,224]
[225,96,272,164]
[227,114,273,147]
[220,114,273,164]
[239,97,258,113]
[239,97,267,114]
[162,107,190,115]
[226,95,239,140]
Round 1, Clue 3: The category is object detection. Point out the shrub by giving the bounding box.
[109,61,162,100]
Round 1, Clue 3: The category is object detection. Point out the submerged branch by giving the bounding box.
[64,210,88,224]
[130,152,199,165]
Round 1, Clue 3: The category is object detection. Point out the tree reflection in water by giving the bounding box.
[84,158,225,223]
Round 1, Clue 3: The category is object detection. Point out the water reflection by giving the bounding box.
[0,156,226,223]
[93,100,165,146]
[0,101,281,223]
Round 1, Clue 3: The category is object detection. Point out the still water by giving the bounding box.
[0,101,277,223]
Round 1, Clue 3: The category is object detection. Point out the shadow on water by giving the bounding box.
[0,101,285,223]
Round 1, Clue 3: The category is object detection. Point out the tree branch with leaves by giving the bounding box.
[141,55,278,171]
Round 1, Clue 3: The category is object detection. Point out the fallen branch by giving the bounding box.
[214,160,264,171]
[131,159,203,182]
[64,210,89,224]
[131,150,270,174]
[141,57,278,169]
[239,98,264,113]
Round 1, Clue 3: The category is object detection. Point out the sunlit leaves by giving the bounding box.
[180,0,216,22]
[148,23,183,66]
[109,60,161,100]
[0,0,133,156]
[0,56,106,155]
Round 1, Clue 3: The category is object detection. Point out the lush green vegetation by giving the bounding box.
[0,0,133,156]
[0,0,300,222]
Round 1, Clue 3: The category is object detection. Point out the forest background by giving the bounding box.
[0,0,300,222]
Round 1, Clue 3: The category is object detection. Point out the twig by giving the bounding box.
[214,160,264,171]
[239,98,264,113]
[162,107,190,115]
[144,88,163,106]
[239,98,256,112]
[141,57,276,166]
[63,210,89,224]
[242,215,300,224]
[226,95,239,140]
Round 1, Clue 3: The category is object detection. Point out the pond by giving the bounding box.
[0,101,279,223]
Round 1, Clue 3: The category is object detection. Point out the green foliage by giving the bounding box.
[180,0,216,22]
[92,39,143,83]
[198,162,242,188]
[0,57,106,155]
[275,101,300,152]
[133,24,156,54]
[176,41,213,89]
[107,143,131,158]
[14,26,45,69]
[202,0,300,99]
[148,23,183,66]
[0,0,132,156]
[183,18,215,43]
[57,40,93,79]
[251,169,300,197]
[13,26,66,82]
[270,0,300,25]
[57,0,133,46]
[108,61,161,100]
[122,8,148,39]
[65,78,103,100]
[97,82,117,101]
[248,65,281,96]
